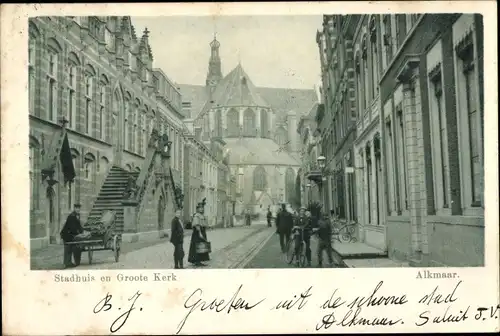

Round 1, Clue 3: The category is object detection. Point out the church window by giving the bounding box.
[243,108,256,137]
[227,108,239,137]
[285,168,295,204]
[253,166,267,191]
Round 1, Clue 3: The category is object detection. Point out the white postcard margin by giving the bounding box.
[1,2,499,335]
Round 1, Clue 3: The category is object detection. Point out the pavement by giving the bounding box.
[245,233,346,269]
[31,219,409,270]
[31,221,274,270]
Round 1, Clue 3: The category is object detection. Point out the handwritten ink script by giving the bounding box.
[93,291,143,333]
[86,277,499,334]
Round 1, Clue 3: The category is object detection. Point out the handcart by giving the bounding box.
[66,210,122,265]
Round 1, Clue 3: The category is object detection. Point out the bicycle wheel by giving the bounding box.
[298,243,307,267]
[285,239,295,264]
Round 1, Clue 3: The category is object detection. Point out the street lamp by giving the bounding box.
[317,155,326,170]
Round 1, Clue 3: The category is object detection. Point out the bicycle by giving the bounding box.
[285,226,307,267]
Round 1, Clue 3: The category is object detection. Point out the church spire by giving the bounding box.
[206,34,223,91]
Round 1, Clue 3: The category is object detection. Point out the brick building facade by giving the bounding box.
[316,14,484,266]
[316,15,358,222]
[380,14,484,266]
[29,16,188,249]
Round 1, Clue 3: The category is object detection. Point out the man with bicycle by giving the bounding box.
[292,207,313,267]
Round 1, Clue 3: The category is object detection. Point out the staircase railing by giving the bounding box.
[169,167,182,210]
[134,160,156,223]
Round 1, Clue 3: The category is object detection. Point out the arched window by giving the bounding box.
[84,64,96,134]
[124,92,132,150]
[243,108,256,137]
[275,126,288,147]
[135,167,141,173]
[370,17,379,98]
[29,137,40,210]
[285,167,295,204]
[84,153,96,181]
[214,109,222,137]
[99,156,109,173]
[253,166,267,191]
[227,109,239,137]
[133,98,141,153]
[67,53,80,129]
[141,106,147,156]
[260,109,269,138]
[29,23,40,116]
[125,164,132,172]
[99,75,109,140]
[46,38,62,123]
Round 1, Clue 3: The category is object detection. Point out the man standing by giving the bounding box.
[315,213,334,267]
[60,203,84,269]
[170,209,185,269]
[294,207,313,267]
[266,207,272,227]
[275,203,293,253]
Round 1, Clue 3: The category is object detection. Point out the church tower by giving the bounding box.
[205,34,223,94]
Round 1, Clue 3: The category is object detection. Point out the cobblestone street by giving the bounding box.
[32,221,276,270]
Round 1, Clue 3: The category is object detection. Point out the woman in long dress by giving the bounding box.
[188,202,210,266]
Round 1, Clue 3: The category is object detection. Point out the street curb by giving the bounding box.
[230,229,275,269]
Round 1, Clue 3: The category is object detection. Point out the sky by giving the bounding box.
[132,15,322,89]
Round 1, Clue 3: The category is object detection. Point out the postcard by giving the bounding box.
[1,1,498,335]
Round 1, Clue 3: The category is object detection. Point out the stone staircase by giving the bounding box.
[86,165,139,234]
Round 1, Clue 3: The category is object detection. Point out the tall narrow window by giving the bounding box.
[253,166,267,191]
[396,107,408,210]
[395,14,407,50]
[462,48,482,206]
[243,108,256,137]
[429,67,450,209]
[370,20,379,97]
[141,112,146,156]
[133,99,140,153]
[85,74,94,134]
[366,146,372,224]
[362,41,370,108]
[382,15,393,68]
[227,109,239,137]
[67,65,77,128]
[28,38,36,115]
[47,52,58,122]
[124,99,130,151]
[99,82,106,140]
[385,119,395,213]
[355,56,363,116]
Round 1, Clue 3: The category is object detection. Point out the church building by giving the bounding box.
[178,36,318,218]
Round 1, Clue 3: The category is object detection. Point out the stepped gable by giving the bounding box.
[210,63,269,108]
[224,138,300,166]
